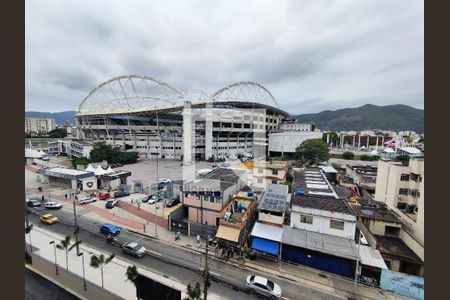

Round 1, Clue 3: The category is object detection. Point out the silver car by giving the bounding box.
[122,242,146,258]
[246,275,282,299]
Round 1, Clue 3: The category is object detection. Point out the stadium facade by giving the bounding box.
[75,75,291,163]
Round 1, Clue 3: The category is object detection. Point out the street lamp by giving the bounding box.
[78,252,87,291]
[49,241,59,275]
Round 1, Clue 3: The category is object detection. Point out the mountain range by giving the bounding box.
[25,104,424,132]
[293,104,423,133]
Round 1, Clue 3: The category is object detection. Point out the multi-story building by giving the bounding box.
[268,131,323,157]
[25,117,56,134]
[48,140,94,159]
[281,168,360,278]
[182,168,247,228]
[345,165,378,193]
[215,191,258,250]
[251,160,288,191]
[279,120,314,131]
[374,158,424,262]
[250,184,289,258]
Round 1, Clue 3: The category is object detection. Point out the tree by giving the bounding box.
[90,253,115,288]
[89,141,138,164]
[48,128,68,138]
[71,156,91,168]
[125,265,140,300]
[184,282,202,300]
[295,139,330,166]
[342,151,355,160]
[56,236,81,270]
[332,162,342,169]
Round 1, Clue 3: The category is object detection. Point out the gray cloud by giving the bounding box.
[25,0,423,114]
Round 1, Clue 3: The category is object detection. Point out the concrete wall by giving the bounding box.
[258,212,284,226]
[268,131,322,153]
[290,207,356,240]
[28,254,121,300]
[81,177,97,191]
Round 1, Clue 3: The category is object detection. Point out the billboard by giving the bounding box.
[380,269,424,300]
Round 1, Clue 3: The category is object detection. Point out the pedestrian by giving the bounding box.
[41,195,44,202]
[65,194,67,199]
[137,202,140,210]
[75,195,78,201]
[197,234,200,245]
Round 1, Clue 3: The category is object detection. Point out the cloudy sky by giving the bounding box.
[25,0,423,114]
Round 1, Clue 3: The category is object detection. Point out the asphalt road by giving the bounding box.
[27,205,343,300]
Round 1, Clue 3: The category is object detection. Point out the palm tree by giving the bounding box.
[25,223,33,264]
[90,253,115,288]
[56,236,81,270]
[125,265,140,299]
[184,282,202,300]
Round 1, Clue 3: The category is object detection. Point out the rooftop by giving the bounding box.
[352,205,401,223]
[282,226,358,260]
[253,160,287,169]
[291,194,355,215]
[375,235,423,264]
[258,183,288,213]
[292,168,338,198]
[251,222,283,242]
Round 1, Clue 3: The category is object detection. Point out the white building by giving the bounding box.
[374,158,424,257]
[25,117,56,133]
[268,131,323,156]
[279,122,314,131]
[48,140,94,158]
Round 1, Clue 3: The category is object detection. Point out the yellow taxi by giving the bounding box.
[40,214,59,225]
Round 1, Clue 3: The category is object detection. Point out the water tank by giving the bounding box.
[247,191,254,197]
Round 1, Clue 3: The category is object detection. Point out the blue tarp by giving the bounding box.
[251,237,279,256]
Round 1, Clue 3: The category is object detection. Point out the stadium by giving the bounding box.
[75,75,290,162]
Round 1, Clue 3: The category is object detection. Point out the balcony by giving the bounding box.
[219,194,256,229]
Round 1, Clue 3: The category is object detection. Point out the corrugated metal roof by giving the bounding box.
[251,222,283,242]
[282,226,358,260]
[359,245,388,269]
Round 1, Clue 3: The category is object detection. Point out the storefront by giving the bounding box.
[98,171,132,190]
[45,167,96,191]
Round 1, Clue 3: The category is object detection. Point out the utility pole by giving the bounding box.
[155,111,159,237]
[354,231,362,286]
[203,237,210,300]
[73,200,81,255]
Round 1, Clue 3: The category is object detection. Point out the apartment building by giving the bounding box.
[48,140,94,159]
[251,160,288,190]
[374,158,424,266]
[182,168,247,227]
[215,191,257,250]
[25,117,56,133]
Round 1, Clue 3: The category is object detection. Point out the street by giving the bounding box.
[27,205,344,300]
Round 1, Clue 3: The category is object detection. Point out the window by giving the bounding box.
[399,188,409,195]
[257,178,263,184]
[400,173,410,181]
[384,226,400,237]
[397,202,407,210]
[330,220,344,230]
[300,215,313,224]
[272,179,277,184]
[258,168,263,173]
[272,170,278,175]
[410,189,420,198]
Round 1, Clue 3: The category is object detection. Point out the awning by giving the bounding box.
[251,237,279,256]
[215,226,241,243]
[359,245,388,269]
[251,222,283,242]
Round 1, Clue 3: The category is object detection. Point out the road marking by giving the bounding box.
[210,272,221,278]
[146,250,162,257]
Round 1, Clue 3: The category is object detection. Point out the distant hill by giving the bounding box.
[293,104,424,133]
[25,111,76,125]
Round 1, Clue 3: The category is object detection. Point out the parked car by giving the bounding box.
[246,275,282,299]
[40,214,59,225]
[44,201,63,209]
[113,191,130,198]
[105,199,118,209]
[78,196,97,205]
[100,223,120,236]
[165,197,180,208]
[141,194,152,203]
[122,241,146,258]
[148,195,162,204]
[98,192,111,200]
[26,199,42,207]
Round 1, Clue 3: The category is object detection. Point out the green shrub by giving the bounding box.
[342,151,355,160]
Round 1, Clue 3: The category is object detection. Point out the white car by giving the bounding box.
[148,195,162,204]
[246,275,282,299]
[44,201,63,209]
[78,196,98,205]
